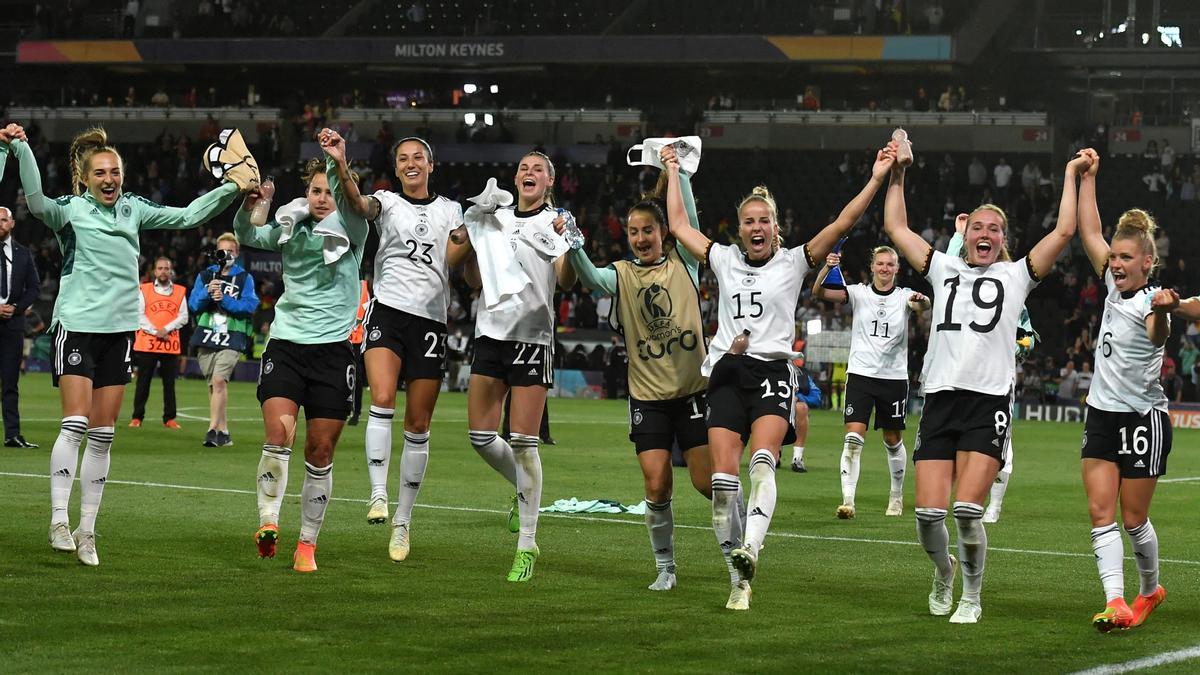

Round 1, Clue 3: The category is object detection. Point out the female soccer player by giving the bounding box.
[323,129,468,563]
[5,125,244,566]
[565,166,712,591]
[813,247,929,519]
[464,151,576,582]
[884,143,1089,623]
[665,144,896,610]
[240,135,368,573]
[1076,148,1172,632]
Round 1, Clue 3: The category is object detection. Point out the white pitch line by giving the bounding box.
[2,470,1200,567]
[1069,645,1200,675]
[1159,475,1200,484]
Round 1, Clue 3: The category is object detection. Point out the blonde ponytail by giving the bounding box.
[68,127,122,196]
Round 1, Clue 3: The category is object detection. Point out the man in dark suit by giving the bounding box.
[0,206,41,447]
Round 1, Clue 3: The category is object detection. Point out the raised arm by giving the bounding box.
[808,147,894,263]
[882,160,932,273]
[137,182,240,231]
[319,128,377,220]
[1175,295,1200,321]
[1148,289,1176,348]
[812,252,847,303]
[9,137,70,231]
[663,147,711,264]
[1076,148,1108,277]
[567,248,618,294]
[1028,152,1090,280]
[321,140,369,249]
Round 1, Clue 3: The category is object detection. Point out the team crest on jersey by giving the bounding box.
[741,275,756,287]
[67,352,82,366]
[532,232,554,248]
[877,309,886,317]
[120,203,133,219]
[369,329,382,342]
[415,222,429,237]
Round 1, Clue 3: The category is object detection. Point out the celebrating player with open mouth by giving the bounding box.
[241,135,369,573]
[1075,148,1172,632]
[565,152,713,592]
[323,129,469,563]
[463,151,577,582]
[666,143,896,610]
[813,246,929,519]
[5,124,246,567]
[884,139,1090,624]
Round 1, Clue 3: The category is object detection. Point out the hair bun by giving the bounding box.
[1116,208,1157,235]
[751,185,772,200]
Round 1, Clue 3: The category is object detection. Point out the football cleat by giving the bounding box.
[929,555,958,616]
[49,522,76,553]
[725,580,752,611]
[885,495,903,517]
[366,497,389,525]
[730,545,758,582]
[1129,586,1166,628]
[790,457,807,473]
[293,540,318,573]
[836,503,856,520]
[949,598,982,624]
[388,522,411,562]
[507,494,520,534]
[982,506,1001,524]
[506,545,539,582]
[1093,598,1134,633]
[128,419,142,428]
[163,419,182,430]
[73,529,99,567]
[648,569,677,591]
[255,523,279,559]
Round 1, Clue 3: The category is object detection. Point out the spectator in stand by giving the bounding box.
[1159,139,1175,172]
[1078,275,1100,310]
[1154,228,1170,259]
[913,87,930,112]
[967,156,987,203]
[937,86,952,112]
[1021,160,1041,197]
[1142,166,1167,207]
[1059,360,1081,404]
[993,157,1013,206]
[801,86,820,111]
[1077,361,1094,400]
[1162,360,1184,403]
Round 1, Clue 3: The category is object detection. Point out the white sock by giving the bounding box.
[792,445,805,462]
[916,507,954,579]
[1125,520,1159,596]
[77,427,114,533]
[840,432,864,504]
[743,449,777,556]
[469,429,517,487]
[885,439,906,497]
[954,502,987,603]
[711,472,741,585]
[509,434,542,550]
[393,430,430,526]
[1092,523,1124,602]
[256,444,291,526]
[299,462,332,544]
[365,406,394,502]
[645,499,675,573]
[49,416,88,525]
[988,470,1010,512]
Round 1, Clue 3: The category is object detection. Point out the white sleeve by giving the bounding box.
[372,191,395,226]
[137,292,156,334]
[925,250,950,283]
[165,299,189,333]
[707,242,731,274]
[792,245,813,278]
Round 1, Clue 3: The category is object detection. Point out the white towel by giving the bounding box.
[274,197,351,264]
[627,135,703,175]
[464,178,529,311]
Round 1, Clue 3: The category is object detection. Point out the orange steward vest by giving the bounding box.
[133,282,186,355]
[349,281,370,345]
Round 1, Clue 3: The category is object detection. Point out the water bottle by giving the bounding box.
[730,329,751,355]
[892,128,913,167]
[249,175,276,226]
[558,207,585,251]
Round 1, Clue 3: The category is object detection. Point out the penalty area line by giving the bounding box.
[2,471,1200,567]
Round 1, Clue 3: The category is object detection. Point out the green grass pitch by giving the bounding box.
[2,373,1198,673]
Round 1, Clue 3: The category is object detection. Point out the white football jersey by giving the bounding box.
[846,283,913,380]
[702,243,812,376]
[922,251,1038,396]
[473,204,560,346]
[372,191,463,323]
[1088,269,1168,415]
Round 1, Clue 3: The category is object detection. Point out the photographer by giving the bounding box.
[189,233,258,447]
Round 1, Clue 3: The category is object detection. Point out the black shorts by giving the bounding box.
[705,354,797,446]
[629,391,709,454]
[844,373,908,430]
[361,300,446,381]
[257,339,356,420]
[914,390,1011,466]
[52,329,133,388]
[1081,406,1171,478]
[471,336,554,388]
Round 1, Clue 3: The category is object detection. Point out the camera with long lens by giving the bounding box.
[206,248,232,268]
